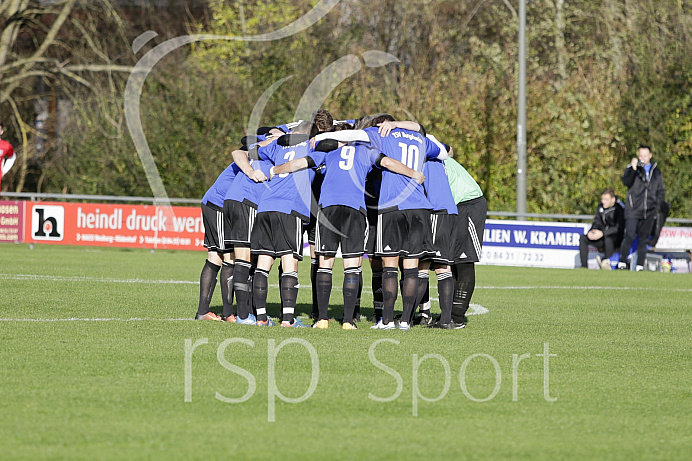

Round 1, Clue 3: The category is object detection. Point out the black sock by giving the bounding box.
[278,265,285,309]
[197,260,220,315]
[315,267,332,320]
[354,271,363,319]
[400,268,419,324]
[310,258,319,318]
[281,271,299,323]
[381,267,398,324]
[372,270,383,319]
[437,271,454,324]
[343,267,361,323]
[220,262,235,318]
[453,263,475,322]
[411,270,429,323]
[233,260,252,319]
[253,268,269,322]
[248,272,255,316]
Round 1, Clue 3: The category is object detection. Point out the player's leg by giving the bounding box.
[399,257,420,330]
[411,259,431,324]
[398,209,435,329]
[378,256,399,328]
[220,251,235,321]
[314,254,335,328]
[452,262,474,326]
[279,254,302,326]
[434,264,454,326]
[197,203,225,320]
[250,211,277,325]
[277,214,307,327]
[342,257,362,329]
[369,256,383,322]
[233,247,254,322]
[373,212,405,329]
[197,250,223,320]
[253,254,274,324]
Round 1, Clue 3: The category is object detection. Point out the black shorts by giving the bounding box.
[250,211,305,260]
[224,199,258,248]
[375,208,435,259]
[202,202,231,253]
[315,206,368,258]
[454,196,487,264]
[430,212,457,266]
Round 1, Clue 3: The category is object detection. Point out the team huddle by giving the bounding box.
[195,110,487,330]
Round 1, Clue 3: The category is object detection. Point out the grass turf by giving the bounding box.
[1,244,691,460]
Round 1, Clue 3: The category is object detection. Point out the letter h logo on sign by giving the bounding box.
[32,205,64,241]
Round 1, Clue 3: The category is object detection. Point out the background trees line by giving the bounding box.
[1,0,690,218]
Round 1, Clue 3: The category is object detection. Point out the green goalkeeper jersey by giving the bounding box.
[443,158,483,204]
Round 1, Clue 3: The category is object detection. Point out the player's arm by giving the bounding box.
[232,148,267,183]
[313,129,371,144]
[270,158,310,178]
[377,120,425,137]
[378,154,425,184]
[425,134,450,160]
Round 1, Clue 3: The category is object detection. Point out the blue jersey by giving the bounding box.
[224,159,272,208]
[202,163,240,208]
[364,127,442,212]
[309,143,381,214]
[257,140,315,220]
[423,160,458,215]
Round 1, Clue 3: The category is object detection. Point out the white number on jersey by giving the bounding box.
[338,145,356,171]
[279,151,296,178]
[399,142,420,170]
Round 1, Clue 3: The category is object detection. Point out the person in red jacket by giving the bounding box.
[0,120,16,190]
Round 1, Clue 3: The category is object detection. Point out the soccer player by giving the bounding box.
[413,156,459,328]
[444,157,487,328]
[314,115,449,330]
[0,120,16,190]
[224,142,274,325]
[196,162,241,321]
[272,127,423,330]
[233,121,319,328]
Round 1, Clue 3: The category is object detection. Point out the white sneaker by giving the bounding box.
[636,265,644,272]
[617,262,627,270]
[371,320,395,330]
[600,258,612,270]
[397,321,411,331]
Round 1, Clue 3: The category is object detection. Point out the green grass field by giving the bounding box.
[1,244,691,460]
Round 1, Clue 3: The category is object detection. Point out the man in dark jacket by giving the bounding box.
[579,188,625,269]
[617,145,665,271]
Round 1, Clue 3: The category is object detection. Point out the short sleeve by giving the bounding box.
[364,127,383,152]
[424,137,441,159]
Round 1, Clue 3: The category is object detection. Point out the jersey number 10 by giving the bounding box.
[399,142,420,170]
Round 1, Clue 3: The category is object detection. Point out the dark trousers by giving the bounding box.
[619,216,656,267]
[579,234,618,268]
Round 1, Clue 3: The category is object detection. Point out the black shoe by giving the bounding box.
[413,310,434,327]
[433,319,466,329]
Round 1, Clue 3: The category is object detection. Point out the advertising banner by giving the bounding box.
[23,201,204,251]
[480,219,590,269]
[0,200,24,243]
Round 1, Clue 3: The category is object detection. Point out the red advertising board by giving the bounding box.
[22,201,204,251]
[0,200,24,243]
